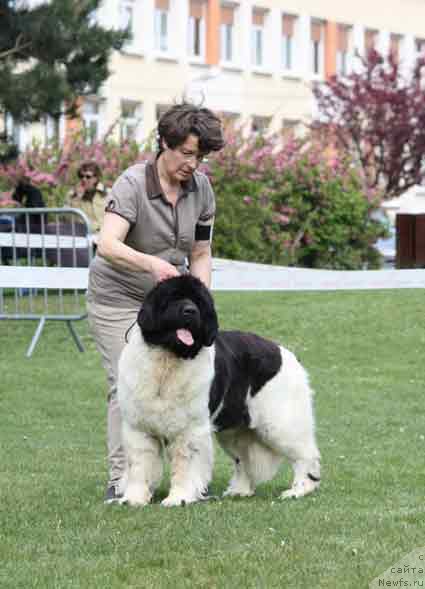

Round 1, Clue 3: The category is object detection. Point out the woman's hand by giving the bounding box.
[149,257,180,282]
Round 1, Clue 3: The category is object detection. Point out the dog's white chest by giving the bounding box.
[118,332,214,439]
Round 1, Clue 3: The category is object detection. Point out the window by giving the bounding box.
[282,118,300,135]
[281,14,297,71]
[252,10,266,67]
[82,98,101,144]
[155,0,169,52]
[120,100,142,142]
[5,114,23,151]
[252,115,271,135]
[337,24,351,76]
[119,1,133,31]
[220,4,235,63]
[119,0,134,43]
[365,29,378,53]
[44,115,61,145]
[188,0,206,59]
[311,20,325,76]
[118,0,143,53]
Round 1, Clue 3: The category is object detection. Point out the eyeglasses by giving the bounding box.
[80,174,95,180]
[174,148,207,164]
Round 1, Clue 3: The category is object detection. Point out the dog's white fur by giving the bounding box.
[118,329,320,507]
[118,328,215,506]
[214,346,320,499]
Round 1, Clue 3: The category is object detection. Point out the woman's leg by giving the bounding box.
[87,300,138,499]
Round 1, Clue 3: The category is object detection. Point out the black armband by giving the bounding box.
[195,224,212,241]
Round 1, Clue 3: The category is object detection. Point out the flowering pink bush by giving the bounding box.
[0,135,147,206]
[207,127,387,269]
[0,127,388,269]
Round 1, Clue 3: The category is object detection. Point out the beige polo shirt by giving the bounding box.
[66,183,107,233]
[87,160,215,308]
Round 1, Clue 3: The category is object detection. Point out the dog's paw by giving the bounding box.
[280,488,301,500]
[121,496,151,507]
[280,479,319,500]
[223,487,255,498]
[161,494,198,507]
[120,488,152,507]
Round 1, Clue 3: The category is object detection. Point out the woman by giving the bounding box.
[87,103,225,503]
[66,161,107,241]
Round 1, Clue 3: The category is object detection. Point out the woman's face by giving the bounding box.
[162,134,204,183]
[79,169,98,192]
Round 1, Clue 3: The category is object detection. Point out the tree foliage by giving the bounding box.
[0,0,129,123]
[313,50,425,198]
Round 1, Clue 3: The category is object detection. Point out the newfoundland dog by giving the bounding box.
[117,275,321,507]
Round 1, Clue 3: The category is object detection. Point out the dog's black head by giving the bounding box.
[137,275,219,359]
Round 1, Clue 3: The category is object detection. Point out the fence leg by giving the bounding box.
[26,317,46,358]
[67,320,85,353]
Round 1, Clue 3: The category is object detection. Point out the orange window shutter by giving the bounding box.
[253,11,264,26]
[190,0,204,19]
[156,0,169,10]
[282,15,294,37]
[221,6,234,25]
[311,21,323,42]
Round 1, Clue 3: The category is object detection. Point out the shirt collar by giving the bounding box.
[145,155,198,200]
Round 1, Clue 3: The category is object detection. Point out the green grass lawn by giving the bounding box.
[1,290,424,589]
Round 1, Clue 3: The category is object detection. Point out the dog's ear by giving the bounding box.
[137,300,155,333]
[196,283,219,346]
[203,309,218,346]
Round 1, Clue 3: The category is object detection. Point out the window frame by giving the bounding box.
[119,0,143,55]
[188,12,206,60]
[155,7,169,53]
[251,24,264,67]
[120,100,143,143]
[82,98,103,145]
[310,19,325,78]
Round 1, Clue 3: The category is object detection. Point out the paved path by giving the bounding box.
[211,258,425,291]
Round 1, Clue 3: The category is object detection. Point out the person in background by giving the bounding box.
[13,173,45,233]
[66,161,107,242]
[87,102,225,503]
[0,173,45,261]
[12,175,45,210]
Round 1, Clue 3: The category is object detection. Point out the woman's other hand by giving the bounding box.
[149,257,180,282]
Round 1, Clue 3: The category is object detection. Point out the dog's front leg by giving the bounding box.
[162,426,213,507]
[121,423,163,507]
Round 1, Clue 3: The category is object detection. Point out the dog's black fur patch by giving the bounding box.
[210,331,282,431]
[138,275,283,430]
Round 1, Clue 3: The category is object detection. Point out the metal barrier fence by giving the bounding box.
[0,207,93,357]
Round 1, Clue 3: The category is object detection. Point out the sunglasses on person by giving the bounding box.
[80,173,96,180]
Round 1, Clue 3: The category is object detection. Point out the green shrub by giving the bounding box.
[208,130,387,269]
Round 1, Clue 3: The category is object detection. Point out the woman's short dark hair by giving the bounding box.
[78,160,101,179]
[158,103,225,155]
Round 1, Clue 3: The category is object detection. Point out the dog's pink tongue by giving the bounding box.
[177,329,194,346]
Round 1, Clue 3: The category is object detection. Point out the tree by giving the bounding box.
[313,50,425,199]
[0,0,129,124]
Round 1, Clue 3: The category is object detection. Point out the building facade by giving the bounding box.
[7,0,425,149]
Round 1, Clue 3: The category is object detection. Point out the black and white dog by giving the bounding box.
[117,275,321,507]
